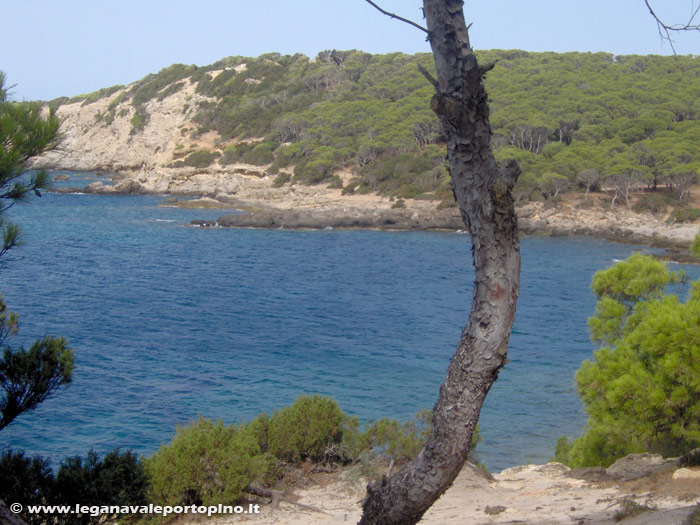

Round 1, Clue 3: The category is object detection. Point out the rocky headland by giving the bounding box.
[32,69,700,257]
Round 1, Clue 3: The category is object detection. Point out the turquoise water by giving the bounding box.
[1,173,697,470]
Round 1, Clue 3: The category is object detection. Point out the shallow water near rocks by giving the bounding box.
[2,173,699,471]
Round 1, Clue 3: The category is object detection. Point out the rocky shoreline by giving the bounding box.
[47,170,700,260]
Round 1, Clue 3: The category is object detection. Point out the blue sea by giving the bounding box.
[1,172,697,471]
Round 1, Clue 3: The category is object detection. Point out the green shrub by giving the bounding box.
[613,499,656,522]
[175,150,221,168]
[391,199,406,209]
[130,110,149,135]
[221,143,252,165]
[0,450,54,525]
[339,410,480,467]
[272,172,291,187]
[107,91,128,112]
[633,193,670,215]
[342,181,361,195]
[327,175,344,189]
[669,207,700,223]
[54,449,150,525]
[156,81,185,101]
[360,411,432,463]
[692,232,700,259]
[241,142,276,165]
[267,394,344,463]
[146,417,271,507]
[79,85,124,107]
[293,157,335,184]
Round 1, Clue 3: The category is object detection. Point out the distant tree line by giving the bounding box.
[53,50,700,207]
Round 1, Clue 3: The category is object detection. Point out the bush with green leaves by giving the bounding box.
[632,193,670,215]
[692,232,700,259]
[0,448,149,525]
[668,206,700,224]
[129,109,149,135]
[241,142,276,165]
[0,450,54,525]
[266,394,345,462]
[53,449,149,525]
[147,395,482,508]
[146,417,272,507]
[556,254,700,467]
[272,172,291,187]
[172,149,221,169]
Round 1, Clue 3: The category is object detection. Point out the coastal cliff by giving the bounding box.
[31,52,700,249]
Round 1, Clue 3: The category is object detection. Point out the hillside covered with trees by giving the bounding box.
[45,49,700,209]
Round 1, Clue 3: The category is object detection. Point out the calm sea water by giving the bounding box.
[1,172,697,471]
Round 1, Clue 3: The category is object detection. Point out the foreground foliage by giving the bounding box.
[1,393,477,522]
[0,448,149,525]
[0,72,74,435]
[146,394,466,508]
[556,255,700,467]
[1,71,60,258]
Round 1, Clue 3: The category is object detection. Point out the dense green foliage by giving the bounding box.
[0,450,54,525]
[146,417,272,507]
[556,255,700,467]
[0,448,149,525]
[54,450,150,525]
[2,393,472,519]
[146,394,467,508]
[266,394,345,462]
[171,149,220,168]
[0,72,60,257]
[0,73,74,435]
[692,232,700,258]
[79,50,700,202]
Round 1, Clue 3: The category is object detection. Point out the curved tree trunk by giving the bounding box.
[359,1,521,523]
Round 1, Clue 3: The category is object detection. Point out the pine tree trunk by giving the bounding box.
[359,1,521,523]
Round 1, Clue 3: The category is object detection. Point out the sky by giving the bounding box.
[2,0,699,101]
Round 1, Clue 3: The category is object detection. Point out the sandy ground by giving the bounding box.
[200,463,700,525]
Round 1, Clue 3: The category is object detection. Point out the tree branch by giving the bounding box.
[364,0,429,34]
[644,0,700,53]
[417,64,439,90]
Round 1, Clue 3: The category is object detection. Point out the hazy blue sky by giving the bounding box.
[2,0,698,101]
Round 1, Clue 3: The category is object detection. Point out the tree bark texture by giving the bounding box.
[359,1,521,524]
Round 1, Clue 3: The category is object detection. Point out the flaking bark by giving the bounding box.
[359,1,521,523]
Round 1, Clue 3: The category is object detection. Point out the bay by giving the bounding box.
[1,173,697,471]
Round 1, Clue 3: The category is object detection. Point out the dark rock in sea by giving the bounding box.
[216,208,463,231]
[113,179,146,195]
[53,174,70,181]
[83,182,116,194]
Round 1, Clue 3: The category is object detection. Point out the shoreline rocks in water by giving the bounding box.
[45,171,700,258]
[214,207,463,231]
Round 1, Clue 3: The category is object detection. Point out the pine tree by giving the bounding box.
[0,72,73,432]
[558,255,700,466]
